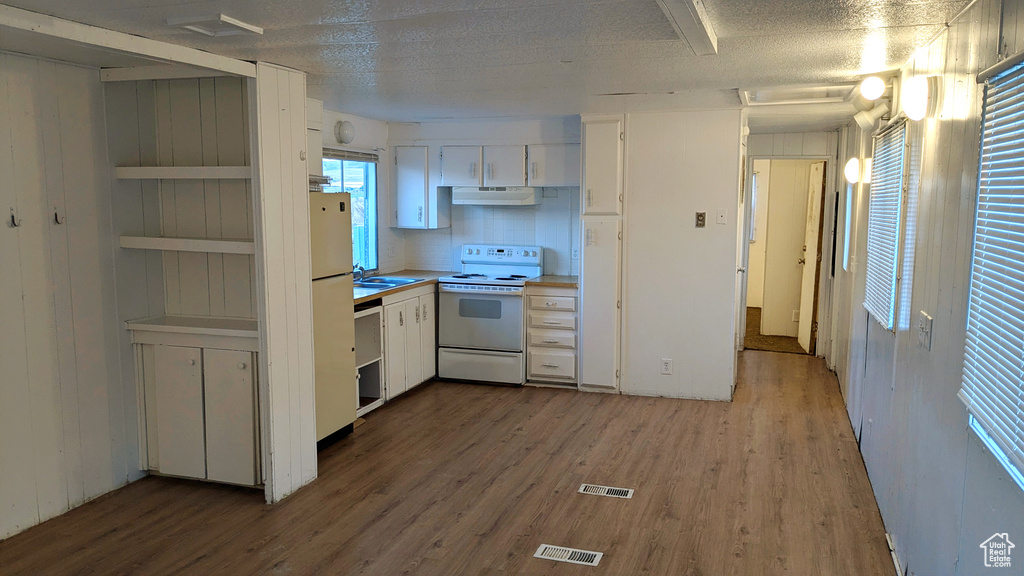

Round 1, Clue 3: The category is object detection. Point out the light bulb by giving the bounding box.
[903,76,929,121]
[845,158,861,184]
[860,76,886,101]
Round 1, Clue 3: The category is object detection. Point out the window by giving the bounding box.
[323,149,378,270]
[960,62,1024,492]
[843,183,853,272]
[863,121,908,329]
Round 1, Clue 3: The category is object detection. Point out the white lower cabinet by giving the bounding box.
[143,343,259,486]
[526,286,579,385]
[383,286,437,400]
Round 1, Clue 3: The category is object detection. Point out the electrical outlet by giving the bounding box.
[792,310,799,322]
[695,212,706,228]
[571,246,580,260]
[660,358,673,375]
[387,244,396,258]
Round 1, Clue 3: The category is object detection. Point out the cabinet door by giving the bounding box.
[441,146,483,186]
[579,217,621,389]
[582,118,623,215]
[528,144,581,187]
[152,345,206,479]
[204,349,258,486]
[384,302,408,399]
[419,293,436,381]
[405,298,423,388]
[395,146,428,228]
[483,145,526,187]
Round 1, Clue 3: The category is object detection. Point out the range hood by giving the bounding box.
[451,186,539,206]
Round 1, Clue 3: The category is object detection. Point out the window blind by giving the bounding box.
[323,148,379,163]
[864,121,907,329]
[961,63,1024,485]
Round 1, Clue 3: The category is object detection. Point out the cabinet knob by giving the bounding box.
[189,359,196,366]
[546,301,556,307]
[238,363,247,369]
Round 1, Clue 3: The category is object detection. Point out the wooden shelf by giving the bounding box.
[126,315,259,338]
[115,166,251,180]
[120,236,255,255]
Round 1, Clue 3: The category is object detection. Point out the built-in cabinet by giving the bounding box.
[440,144,528,187]
[394,146,451,229]
[579,114,624,391]
[140,341,258,486]
[582,116,623,215]
[527,144,581,187]
[383,285,437,399]
[440,145,483,186]
[355,306,385,416]
[526,287,579,385]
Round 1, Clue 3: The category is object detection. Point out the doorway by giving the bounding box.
[744,158,827,354]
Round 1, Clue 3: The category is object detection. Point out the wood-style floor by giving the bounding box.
[0,351,893,575]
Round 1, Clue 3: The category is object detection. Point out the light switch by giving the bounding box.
[716,209,727,225]
[917,310,933,350]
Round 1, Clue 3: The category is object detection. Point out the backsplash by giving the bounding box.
[403,188,580,275]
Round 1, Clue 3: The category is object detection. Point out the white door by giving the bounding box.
[384,302,408,399]
[798,161,826,353]
[405,298,423,389]
[395,146,428,228]
[420,293,436,380]
[579,217,621,389]
[528,144,581,187]
[582,117,623,215]
[441,146,482,186]
[204,349,257,485]
[152,345,206,479]
[483,145,526,186]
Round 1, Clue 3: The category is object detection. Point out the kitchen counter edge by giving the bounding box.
[353,270,448,305]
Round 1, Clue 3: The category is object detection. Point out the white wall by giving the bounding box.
[389,117,581,274]
[829,0,1024,573]
[622,109,742,401]
[0,53,137,539]
[762,159,817,337]
[320,109,405,273]
[746,159,771,307]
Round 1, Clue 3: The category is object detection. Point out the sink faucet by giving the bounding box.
[353,264,365,281]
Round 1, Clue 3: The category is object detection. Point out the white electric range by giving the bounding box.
[437,244,543,385]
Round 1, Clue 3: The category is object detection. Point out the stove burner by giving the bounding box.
[509,275,528,279]
[494,277,518,281]
[452,273,487,279]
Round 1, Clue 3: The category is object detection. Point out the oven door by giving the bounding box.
[439,285,524,351]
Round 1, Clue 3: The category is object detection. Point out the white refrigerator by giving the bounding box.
[310,191,357,441]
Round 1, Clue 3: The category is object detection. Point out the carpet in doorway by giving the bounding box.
[745,307,807,354]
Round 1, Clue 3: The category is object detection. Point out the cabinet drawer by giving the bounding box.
[528,329,576,349]
[529,350,576,380]
[528,311,577,331]
[528,295,576,312]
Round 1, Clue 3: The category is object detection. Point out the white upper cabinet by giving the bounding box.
[582,116,623,215]
[441,145,483,186]
[483,145,526,187]
[527,144,581,187]
[395,146,430,228]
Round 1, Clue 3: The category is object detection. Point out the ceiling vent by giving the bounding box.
[740,85,857,107]
[167,14,263,37]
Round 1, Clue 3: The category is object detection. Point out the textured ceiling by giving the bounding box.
[7,0,970,128]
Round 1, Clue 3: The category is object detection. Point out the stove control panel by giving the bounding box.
[461,244,543,266]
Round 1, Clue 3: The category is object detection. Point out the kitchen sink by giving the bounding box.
[354,281,398,289]
[359,276,422,285]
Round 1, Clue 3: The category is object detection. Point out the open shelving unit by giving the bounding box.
[354,306,384,417]
[119,236,256,254]
[115,166,251,179]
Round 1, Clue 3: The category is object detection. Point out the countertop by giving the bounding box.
[526,275,579,289]
[353,270,448,305]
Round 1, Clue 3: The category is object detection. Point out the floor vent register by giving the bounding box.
[578,483,634,499]
[534,544,603,566]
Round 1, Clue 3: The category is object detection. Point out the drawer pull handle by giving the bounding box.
[542,363,560,368]
[542,320,562,325]
[545,302,556,307]
[238,363,247,369]
[542,339,560,344]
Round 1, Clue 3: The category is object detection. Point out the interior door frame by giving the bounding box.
[741,155,833,353]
